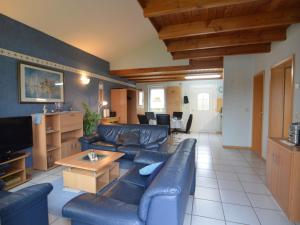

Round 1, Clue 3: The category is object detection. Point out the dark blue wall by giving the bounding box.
[0,14,131,117]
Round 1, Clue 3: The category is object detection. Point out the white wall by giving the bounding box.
[110,38,189,70]
[222,24,300,159]
[223,55,255,147]
[136,79,223,132]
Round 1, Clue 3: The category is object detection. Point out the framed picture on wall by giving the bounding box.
[19,62,64,103]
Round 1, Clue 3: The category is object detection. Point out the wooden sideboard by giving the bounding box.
[32,111,83,171]
[267,138,300,221]
[101,117,119,124]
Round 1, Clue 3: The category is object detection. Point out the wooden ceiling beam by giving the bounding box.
[167,28,286,52]
[159,8,300,39]
[172,43,271,59]
[110,65,223,76]
[143,0,258,18]
[135,76,222,83]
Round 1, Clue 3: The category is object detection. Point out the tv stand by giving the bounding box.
[0,153,29,190]
[0,152,25,163]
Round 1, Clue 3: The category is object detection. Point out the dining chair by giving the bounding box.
[156,114,171,135]
[172,111,183,120]
[175,114,193,134]
[137,114,149,124]
[145,112,155,120]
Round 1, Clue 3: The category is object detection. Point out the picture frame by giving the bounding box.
[19,62,64,103]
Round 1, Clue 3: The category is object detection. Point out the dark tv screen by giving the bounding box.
[0,116,33,154]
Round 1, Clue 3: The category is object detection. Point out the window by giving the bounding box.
[138,91,144,107]
[149,88,165,112]
[197,93,210,111]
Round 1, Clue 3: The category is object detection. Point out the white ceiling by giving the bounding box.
[0,0,160,65]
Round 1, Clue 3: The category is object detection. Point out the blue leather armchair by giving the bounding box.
[63,138,196,225]
[80,124,169,159]
[0,183,53,225]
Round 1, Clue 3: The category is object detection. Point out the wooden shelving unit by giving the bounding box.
[0,153,29,190]
[32,111,83,171]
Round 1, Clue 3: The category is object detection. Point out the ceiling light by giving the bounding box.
[80,75,90,85]
[185,74,222,80]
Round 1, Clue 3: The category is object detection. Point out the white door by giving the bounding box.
[190,87,220,132]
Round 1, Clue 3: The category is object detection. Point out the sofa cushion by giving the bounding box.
[0,191,11,199]
[139,125,168,145]
[117,146,144,160]
[104,180,145,205]
[63,193,143,225]
[116,132,140,146]
[89,141,117,151]
[121,164,148,188]
[145,162,165,187]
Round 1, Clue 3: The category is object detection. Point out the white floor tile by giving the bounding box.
[50,217,71,225]
[9,181,36,192]
[220,190,251,206]
[196,177,218,189]
[223,203,260,225]
[238,174,263,183]
[247,193,281,210]
[186,196,194,214]
[193,199,224,220]
[196,169,217,179]
[255,208,294,225]
[241,182,271,195]
[49,213,58,224]
[195,187,221,202]
[191,215,225,225]
[184,214,192,225]
[216,172,239,181]
[218,179,244,192]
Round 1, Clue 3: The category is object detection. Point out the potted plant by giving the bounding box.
[82,102,100,137]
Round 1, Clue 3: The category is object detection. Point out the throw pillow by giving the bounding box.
[116,132,139,146]
[139,162,163,176]
[145,162,165,187]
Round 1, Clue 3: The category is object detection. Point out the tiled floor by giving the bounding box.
[10,133,298,225]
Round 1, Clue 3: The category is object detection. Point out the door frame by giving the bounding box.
[269,55,294,138]
[251,71,265,157]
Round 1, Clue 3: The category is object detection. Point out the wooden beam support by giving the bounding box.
[159,8,300,39]
[143,0,257,17]
[110,65,223,76]
[135,76,222,83]
[172,43,271,59]
[167,28,286,52]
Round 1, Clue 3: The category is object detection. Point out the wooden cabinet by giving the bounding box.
[111,88,138,124]
[32,112,83,171]
[267,138,300,221]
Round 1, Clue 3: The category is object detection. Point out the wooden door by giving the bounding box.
[111,89,127,123]
[252,72,264,157]
[166,86,182,115]
[269,66,285,137]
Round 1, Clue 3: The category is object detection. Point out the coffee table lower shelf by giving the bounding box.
[63,162,120,193]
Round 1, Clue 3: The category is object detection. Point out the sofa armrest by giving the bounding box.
[0,179,5,190]
[144,142,160,150]
[63,194,143,225]
[134,150,172,165]
[0,183,53,217]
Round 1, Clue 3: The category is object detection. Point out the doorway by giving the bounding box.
[190,87,220,133]
[252,72,264,157]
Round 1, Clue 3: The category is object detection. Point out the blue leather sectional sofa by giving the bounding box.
[80,124,169,159]
[63,138,196,225]
[0,182,53,225]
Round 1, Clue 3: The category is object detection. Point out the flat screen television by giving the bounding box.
[0,116,33,160]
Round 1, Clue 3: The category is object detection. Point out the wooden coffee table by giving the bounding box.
[55,150,124,193]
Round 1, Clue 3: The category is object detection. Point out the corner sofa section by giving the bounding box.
[80,124,169,159]
[63,138,196,225]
